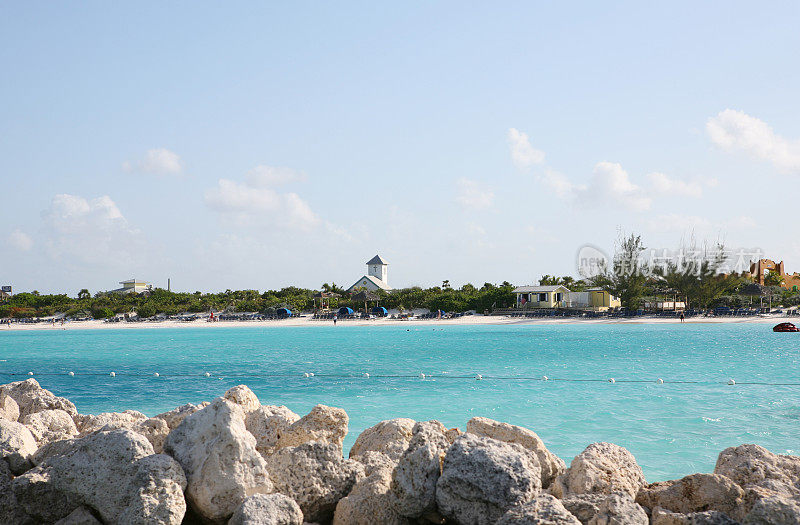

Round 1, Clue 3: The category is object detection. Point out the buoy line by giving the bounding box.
[1,370,799,386]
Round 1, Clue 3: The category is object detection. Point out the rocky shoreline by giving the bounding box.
[1,379,798,524]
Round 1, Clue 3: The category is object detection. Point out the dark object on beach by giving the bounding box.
[773,322,799,332]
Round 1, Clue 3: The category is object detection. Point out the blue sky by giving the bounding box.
[2,2,800,294]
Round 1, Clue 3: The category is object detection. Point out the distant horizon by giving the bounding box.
[3,3,800,294]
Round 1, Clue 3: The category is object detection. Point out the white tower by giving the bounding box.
[366,255,388,285]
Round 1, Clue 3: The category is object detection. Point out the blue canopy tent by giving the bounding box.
[276,308,292,317]
[338,307,354,316]
[371,306,388,317]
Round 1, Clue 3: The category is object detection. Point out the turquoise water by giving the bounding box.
[1,323,798,481]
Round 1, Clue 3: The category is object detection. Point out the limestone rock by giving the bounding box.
[445,427,463,443]
[164,397,272,523]
[265,442,363,523]
[0,379,77,418]
[154,403,204,431]
[228,493,304,525]
[562,493,647,525]
[651,506,740,525]
[12,428,187,524]
[31,437,79,466]
[636,474,746,522]
[275,404,348,452]
[224,385,262,414]
[497,494,581,524]
[743,494,800,525]
[0,458,32,524]
[348,418,415,462]
[0,417,38,474]
[552,443,645,499]
[436,434,542,525]
[245,405,301,457]
[390,421,451,518]
[21,409,79,445]
[78,410,169,453]
[714,444,800,498]
[0,392,19,422]
[54,506,102,525]
[333,452,410,525]
[467,416,565,488]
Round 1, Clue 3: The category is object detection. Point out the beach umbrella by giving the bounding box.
[352,290,379,313]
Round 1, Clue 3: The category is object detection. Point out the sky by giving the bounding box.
[2,2,800,295]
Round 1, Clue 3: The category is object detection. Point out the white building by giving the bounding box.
[111,279,152,295]
[347,255,392,292]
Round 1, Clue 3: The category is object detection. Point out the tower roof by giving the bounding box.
[366,254,388,265]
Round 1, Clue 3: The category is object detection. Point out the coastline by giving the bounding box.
[2,313,796,331]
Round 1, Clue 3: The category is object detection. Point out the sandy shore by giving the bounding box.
[2,313,797,331]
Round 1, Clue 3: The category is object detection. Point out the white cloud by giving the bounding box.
[124,148,183,175]
[246,165,306,187]
[575,162,651,212]
[539,168,578,198]
[205,166,319,230]
[648,213,756,234]
[647,172,703,198]
[707,109,800,173]
[455,178,494,210]
[8,229,33,251]
[508,128,545,169]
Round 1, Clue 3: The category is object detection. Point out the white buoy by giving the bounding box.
[608,378,615,383]
[27,371,34,376]
[303,373,310,378]
[204,372,211,377]
[728,378,736,385]
[475,374,483,380]
[109,372,116,377]
[656,378,664,384]
[68,371,75,377]
[363,373,370,378]
[542,375,549,381]
[419,373,426,379]
[153,372,160,377]
[309,372,315,377]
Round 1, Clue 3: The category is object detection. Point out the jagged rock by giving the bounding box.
[445,427,463,443]
[390,421,451,518]
[0,458,32,524]
[497,494,580,524]
[154,403,204,431]
[78,410,169,453]
[636,474,746,522]
[333,451,410,525]
[349,418,416,462]
[275,404,348,452]
[562,493,647,525]
[436,434,542,525]
[21,409,79,445]
[245,405,301,457]
[743,494,800,525]
[651,506,740,525]
[12,428,186,524]
[164,397,272,523]
[228,493,304,525]
[0,392,19,421]
[551,443,645,499]
[54,506,102,525]
[265,442,363,523]
[715,444,800,498]
[31,437,79,466]
[467,417,565,489]
[224,385,262,414]
[0,417,38,474]
[0,379,78,418]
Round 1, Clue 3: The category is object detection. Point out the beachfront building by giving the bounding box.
[110,279,152,295]
[513,285,570,308]
[347,255,392,292]
[747,259,800,291]
[567,288,622,311]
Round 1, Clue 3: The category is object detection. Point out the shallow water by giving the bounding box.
[1,323,798,481]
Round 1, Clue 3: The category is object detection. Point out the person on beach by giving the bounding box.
[680,312,685,323]
[333,314,337,325]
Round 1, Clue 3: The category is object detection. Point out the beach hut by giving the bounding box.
[338,307,354,316]
[371,306,388,317]
[352,289,379,314]
[276,307,292,318]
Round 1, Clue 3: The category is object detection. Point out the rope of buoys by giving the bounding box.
[1,371,798,386]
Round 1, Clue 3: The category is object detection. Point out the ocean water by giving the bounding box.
[1,323,798,481]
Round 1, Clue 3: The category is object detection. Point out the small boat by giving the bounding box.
[773,322,799,332]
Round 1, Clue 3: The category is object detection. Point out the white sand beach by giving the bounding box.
[3,313,798,331]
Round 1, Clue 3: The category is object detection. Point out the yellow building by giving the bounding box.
[513,285,570,308]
